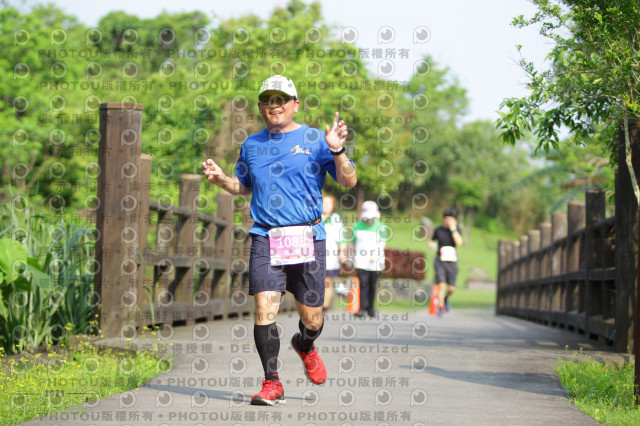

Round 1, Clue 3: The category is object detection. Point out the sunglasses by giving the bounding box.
[258,94,297,104]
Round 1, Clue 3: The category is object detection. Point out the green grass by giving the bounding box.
[555,354,640,425]
[0,339,171,425]
[446,287,496,309]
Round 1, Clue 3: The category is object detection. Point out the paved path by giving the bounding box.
[24,308,617,426]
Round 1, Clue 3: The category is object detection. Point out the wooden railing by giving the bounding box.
[496,189,617,344]
[498,120,640,353]
[93,102,267,336]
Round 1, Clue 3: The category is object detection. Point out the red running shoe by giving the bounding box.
[250,380,285,406]
[291,332,327,384]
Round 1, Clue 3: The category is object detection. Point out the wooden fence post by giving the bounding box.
[213,191,234,317]
[135,154,152,329]
[197,200,218,320]
[528,230,541,315]
[539,223,551,315]
[519,236,529,283]
[551,213,566,319]
[95,102,143,338]
[154,195,174,323]
[528,231,541,280]
[497,240,507,280]
[566,201,585,329]
[505,241,513,286]
[504,241,513,310]
[519,235,529,311]
[497,239,510,314]
[540,224,551,275]
[174,174,201,325]
[232,201,253,313]
[585,189,605,330]
[201,215,225,319]
[567,202,585,273]
[512,241,520,310]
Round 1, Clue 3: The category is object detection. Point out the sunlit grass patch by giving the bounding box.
[0,336,171,425]
[555,351,640,426]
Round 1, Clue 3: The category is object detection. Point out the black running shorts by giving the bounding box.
[248,235,326,307]
[434,257,458,286]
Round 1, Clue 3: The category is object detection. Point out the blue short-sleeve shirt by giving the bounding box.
[235,124,353,240]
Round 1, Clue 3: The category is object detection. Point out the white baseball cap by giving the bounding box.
[361,201,380,220]
[259,75,298,99]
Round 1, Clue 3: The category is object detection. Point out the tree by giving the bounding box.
[496,0,640,400]
[496,0,640,202]
[443,121,561,238]
[1,0,606,234]
[395,56,468,214]
[0,4,89,207]
[0,1,414,213]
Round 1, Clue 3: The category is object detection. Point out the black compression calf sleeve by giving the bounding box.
[298,319,324,354]
[254,323,280,381]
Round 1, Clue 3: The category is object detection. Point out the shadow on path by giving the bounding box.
[419,366,566,397]
[142,383,307,403]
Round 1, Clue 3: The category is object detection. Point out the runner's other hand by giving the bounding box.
[202,159,225,185]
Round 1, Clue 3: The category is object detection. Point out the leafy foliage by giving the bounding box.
[496,0,640,201]
[0,202,95,354]
[0,0,606,237]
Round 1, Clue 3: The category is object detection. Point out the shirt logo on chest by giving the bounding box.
[291,145,311,155]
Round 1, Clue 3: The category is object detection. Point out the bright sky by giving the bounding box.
[25,0,551,123]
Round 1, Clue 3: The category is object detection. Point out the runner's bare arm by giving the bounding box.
[325,112,357,188]
[202,159,252,196]
[452,229,463,246]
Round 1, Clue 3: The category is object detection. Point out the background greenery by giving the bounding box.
[0,1,635,425]
[0,200,96,354]
[0,0,618,352]
[0,0,614,231]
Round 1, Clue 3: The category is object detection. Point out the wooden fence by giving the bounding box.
[496,189,618,344]
[498,119,640,353]
[93,103,426,337]
[93,102,272,337]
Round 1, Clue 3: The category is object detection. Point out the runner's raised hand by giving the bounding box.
[325,111,348,151]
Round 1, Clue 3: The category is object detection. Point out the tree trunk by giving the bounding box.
[464,209,473,246]
[615,118,640,353]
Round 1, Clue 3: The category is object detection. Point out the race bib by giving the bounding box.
[439,246,458,262]
[269,225,315,266]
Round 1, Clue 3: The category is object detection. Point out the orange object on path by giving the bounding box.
[347,276,360,314]
[429,284,440,315]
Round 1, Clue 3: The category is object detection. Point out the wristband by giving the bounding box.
[450,227,458,233]
[330,146,346,156]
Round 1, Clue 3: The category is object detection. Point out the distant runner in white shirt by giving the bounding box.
[321,194,347,315]
[347,201,389,317]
